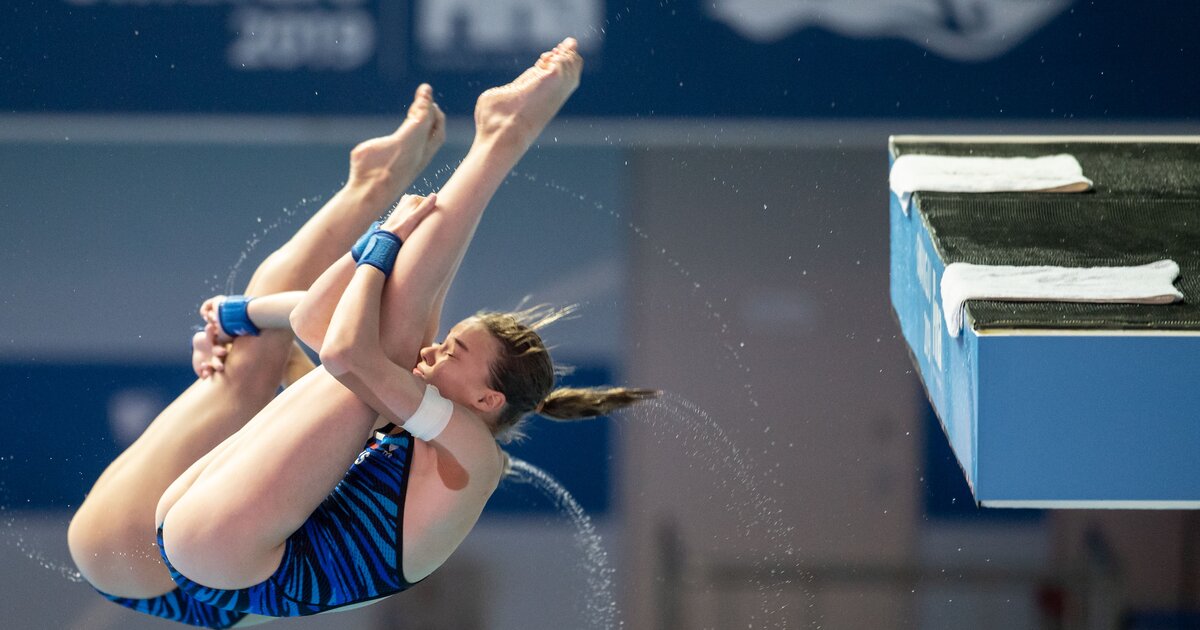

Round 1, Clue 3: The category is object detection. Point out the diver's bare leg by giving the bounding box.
[379,39,584,364]
[67,87,444,599]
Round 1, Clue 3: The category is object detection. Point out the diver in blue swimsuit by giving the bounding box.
[75,39,655,628]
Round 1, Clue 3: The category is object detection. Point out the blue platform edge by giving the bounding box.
[888,148,1200,509]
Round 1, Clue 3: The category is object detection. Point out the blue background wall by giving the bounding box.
[5,0,1200,118]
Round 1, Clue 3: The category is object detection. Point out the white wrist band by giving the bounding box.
[404,385,454,441]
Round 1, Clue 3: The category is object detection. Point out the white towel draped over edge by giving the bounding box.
[940,259,1184,337]
[890,154,1094,214]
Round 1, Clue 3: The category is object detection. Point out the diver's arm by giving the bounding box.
[320,264,424,422]
[244,291,306,330]
[321,260,499,476]
[200,291,306,341]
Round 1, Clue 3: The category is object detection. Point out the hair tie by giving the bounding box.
[534,398,546,414]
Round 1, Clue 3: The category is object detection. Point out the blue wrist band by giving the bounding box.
[350,221,382,262]
[356,232,402,275]
[218,295,261,337]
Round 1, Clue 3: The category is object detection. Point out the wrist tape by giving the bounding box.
[218,295,260,337]
[405,384,454,441]
[350,221,383,262]
[356,231,402,275]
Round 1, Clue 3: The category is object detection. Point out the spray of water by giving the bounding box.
[506,456,618,630]
[0,460,83,583]
[214,193,326,294]
[627,395,812,628]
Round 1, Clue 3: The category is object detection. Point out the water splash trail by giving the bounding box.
[215,193,325,294]
[507,456,618,630]
[627,395,812,628]
[0,460,84,583]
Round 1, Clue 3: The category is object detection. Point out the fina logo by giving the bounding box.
[706,0,1073,61]
[419,0,602,68]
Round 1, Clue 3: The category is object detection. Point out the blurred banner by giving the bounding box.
[6,0,1200,117]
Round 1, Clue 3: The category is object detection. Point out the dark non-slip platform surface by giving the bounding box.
[893,139,1200,331]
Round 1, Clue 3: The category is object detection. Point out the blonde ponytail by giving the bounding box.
[538,386,660,421]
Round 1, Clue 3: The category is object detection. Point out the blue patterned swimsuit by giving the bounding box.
[98,425,419,628]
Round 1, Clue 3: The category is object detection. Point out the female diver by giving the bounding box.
[69,38,656,628]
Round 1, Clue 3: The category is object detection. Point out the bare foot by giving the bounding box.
[348,83,447,198]
[474,37,583,148]
[191,331,229,379]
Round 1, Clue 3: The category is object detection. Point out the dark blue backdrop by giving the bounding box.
[5,0,1200,118]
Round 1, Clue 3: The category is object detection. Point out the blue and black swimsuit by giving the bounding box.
[98,425,419,628]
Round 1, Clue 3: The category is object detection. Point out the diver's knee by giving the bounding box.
[68,500,126,565]
[68,504,163,595]
[67,506,101,575]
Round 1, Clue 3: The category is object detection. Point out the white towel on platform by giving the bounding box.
[890,154,1093,213]
[940,259,1184,337]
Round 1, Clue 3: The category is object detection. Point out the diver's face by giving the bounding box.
[413,318,503,414]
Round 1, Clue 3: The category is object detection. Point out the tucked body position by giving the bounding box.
[68,38,657,628]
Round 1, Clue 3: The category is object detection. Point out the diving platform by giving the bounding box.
[889,136,1200,508]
